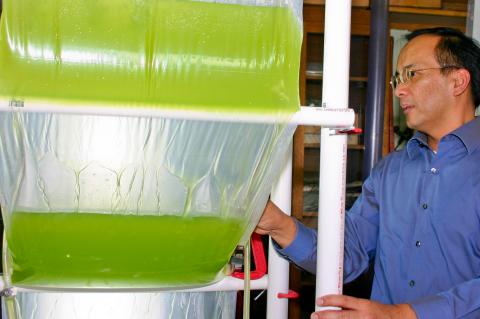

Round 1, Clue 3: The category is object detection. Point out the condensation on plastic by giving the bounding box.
[2,291,237,319]
[0,0,302,115]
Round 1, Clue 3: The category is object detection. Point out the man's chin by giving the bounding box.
[405,113,420,128]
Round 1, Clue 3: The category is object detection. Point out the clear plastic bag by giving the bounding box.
[3,291,237,319]
[0,0,302,115]
[0,0,302,317]
[0,112,295,288]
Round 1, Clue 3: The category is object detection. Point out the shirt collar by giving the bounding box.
[406,116,480,158]
[406,131,429,159]
[449,116,480,154]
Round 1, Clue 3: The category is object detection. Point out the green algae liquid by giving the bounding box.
[7,212,244,288]
[0,0,301,113]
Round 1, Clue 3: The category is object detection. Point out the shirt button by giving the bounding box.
[416,241,421,247]
[430,167,438,174]
[409,280,415,287]
[422,203,428,209]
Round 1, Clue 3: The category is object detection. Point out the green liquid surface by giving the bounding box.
[8,212,244,288]
[0,0,301,113]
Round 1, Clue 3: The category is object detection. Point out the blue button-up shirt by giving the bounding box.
[278,117,480,319]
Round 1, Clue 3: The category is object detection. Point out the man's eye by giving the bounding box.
[407,70,417,79]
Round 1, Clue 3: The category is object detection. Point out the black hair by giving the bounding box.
[406,27,480,108]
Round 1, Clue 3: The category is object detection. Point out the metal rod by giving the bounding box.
[243,239,251,319]
[362,0,389,179]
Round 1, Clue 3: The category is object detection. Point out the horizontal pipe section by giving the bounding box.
[0,100,354,128]
[0,276,269,294]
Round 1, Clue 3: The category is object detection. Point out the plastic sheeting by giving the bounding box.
[0,0,302,114]
[0,112,295,289]
[3,291,237,319]
[0,0,303,317]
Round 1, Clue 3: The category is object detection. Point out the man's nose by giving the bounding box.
[394,82,408,98]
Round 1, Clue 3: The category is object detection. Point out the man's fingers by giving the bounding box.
[317,294,365,310]
[311,309,356,319]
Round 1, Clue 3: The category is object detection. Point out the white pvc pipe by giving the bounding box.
[316,0,351,312]
[178,276,268,293]
[0,100,354,128]
[291,107,353,127]
[0,276,269,295]
[267,142,293,319]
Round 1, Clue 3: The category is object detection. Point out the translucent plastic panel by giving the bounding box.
[0,4,302,319]
[3,291,237,319]
[0,112,295,288]
[0,0,301,114]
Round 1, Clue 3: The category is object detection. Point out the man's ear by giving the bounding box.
[452,68,471,97]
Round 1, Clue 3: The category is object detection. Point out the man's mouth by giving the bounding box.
[401,104,414,114]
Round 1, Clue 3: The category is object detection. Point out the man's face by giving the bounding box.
[394,35,455,135]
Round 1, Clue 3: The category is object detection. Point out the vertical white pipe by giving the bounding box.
[267,142,293,319]
[316,0,351,312]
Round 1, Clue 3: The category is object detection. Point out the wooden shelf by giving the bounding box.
[389,6,467,17]
[303,211,319,218]
[303,0,369,6]
[388,0,467,31]
[302,2,467,33]
[390,0,441,8]
[305,74,369,82]
[349,76,369,83]
[302,0,467,17]
[303,6,372,36]
[304,142,365,150]
[348,144,365,150]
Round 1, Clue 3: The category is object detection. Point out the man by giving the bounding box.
[256,27,480,319]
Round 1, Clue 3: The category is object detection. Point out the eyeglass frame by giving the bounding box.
[389,65,460,90]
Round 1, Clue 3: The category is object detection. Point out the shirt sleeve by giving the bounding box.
[342,173,381,282]
[273,172,381,281]
[274,219,317,274]
[410,277,480,319]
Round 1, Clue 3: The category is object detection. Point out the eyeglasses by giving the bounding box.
[390,65,460,90]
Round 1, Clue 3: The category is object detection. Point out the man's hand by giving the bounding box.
[254,200,297,248]
[311,295,417,319]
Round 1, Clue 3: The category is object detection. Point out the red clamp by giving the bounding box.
[231,233,267,280]
[337,127,363,135]
[278,290,300,299]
